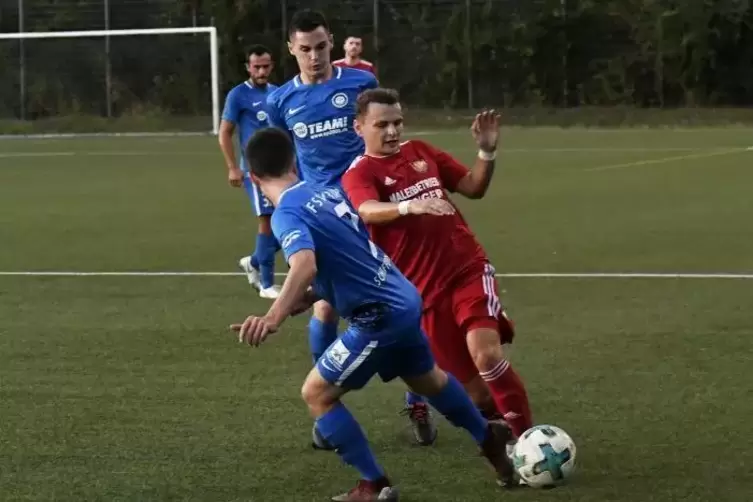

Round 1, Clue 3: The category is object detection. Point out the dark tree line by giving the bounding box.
[1,0,752,121]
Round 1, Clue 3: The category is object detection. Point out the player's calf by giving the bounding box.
[304,361,397,501]
[254,217,280,297]
[462,375,503,420]
[467,328,532,437]
[309,301,339,359]
[402,365,515,486]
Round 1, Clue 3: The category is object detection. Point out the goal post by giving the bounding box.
[0,27,220,136]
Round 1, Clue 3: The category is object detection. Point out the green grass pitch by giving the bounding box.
[1,127,753,501]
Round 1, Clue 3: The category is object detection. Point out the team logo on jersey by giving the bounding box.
[256,110,268,121]
[331,92,349,108]
[411,160,428,172]
[292,117,349,140]
[292,122,309,138]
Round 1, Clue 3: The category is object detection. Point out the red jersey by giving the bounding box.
[333,58,376,75]
[342,139,489,308]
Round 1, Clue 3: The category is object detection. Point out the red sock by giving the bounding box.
[480,359,533,437]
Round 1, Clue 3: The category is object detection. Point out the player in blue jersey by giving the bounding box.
[231,126,516,501]
[265,9,436,445]
[219,44,281,299]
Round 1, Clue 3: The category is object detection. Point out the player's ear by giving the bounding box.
[249,172,261,185]
[287,41,294,55]
[353,117,364,137]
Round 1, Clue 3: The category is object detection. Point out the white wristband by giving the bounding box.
[478,149,496,161]
[397,200,411,216]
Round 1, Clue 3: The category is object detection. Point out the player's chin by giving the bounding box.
[381,140,400,154]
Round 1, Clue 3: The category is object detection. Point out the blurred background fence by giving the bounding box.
[1,0,752,130]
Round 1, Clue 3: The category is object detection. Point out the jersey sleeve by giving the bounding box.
[342,159,381,210]
[265,92,288,132]
[221,87,240,123]
[418,141,469,192]
[364,72,378,90]
[271,209,315,263]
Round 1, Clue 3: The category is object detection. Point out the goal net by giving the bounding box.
[0,27,219,137]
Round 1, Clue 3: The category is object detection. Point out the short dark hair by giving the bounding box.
[246,44,271,59]
[244,127,295,179]
[356,88,400,117]
[288,9,329,39]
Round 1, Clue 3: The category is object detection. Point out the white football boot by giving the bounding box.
[239,256,281,299]
[259,285,281,299]
[238,256,261,290]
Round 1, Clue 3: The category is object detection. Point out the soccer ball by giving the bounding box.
[511,425,576,488]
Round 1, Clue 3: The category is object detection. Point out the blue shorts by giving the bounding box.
[316,309,436,390]
[241,158,274,216]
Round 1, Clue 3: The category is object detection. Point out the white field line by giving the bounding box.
[586,147,752,171]
[0,147,746,160]
[1,271,752,279]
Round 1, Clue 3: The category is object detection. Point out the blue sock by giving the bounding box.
[250,253,260,270]
[309,317,338,361]
[405,391,426,406]
[427,373,488,444]
[316,402,385,481]
[255,232,277,289]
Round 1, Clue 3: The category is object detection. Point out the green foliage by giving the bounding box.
[1,0,752,119]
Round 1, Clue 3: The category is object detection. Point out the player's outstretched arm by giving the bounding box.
[265,250,318,326]
[342,162,455,225]
[453,110,501,199]
[355,199,456,225]
[229,250,318,347]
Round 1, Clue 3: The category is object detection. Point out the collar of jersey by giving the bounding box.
[293,66,342,87]
[278,180,307,205]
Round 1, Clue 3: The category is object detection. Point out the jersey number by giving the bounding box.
[334,201,380,259]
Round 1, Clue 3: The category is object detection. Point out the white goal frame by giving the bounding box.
[0,27,220,136]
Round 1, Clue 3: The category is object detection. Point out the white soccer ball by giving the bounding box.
[511,424,577,488]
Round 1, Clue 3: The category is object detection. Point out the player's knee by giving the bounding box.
[312,300,339,324]
[467,328,506,372]
[300,380,319,407]
[301,368,342,417]
[301,379,331,415]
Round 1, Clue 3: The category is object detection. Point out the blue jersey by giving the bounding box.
[221,81,278,152]
[271,181,422,322]
[266,66,378,187]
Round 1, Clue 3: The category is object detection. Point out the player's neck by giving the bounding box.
[364,148,400,158]
[265,174,301,206]
[344,56,361,65]
[247,79,266,90]
[300,65,334,85]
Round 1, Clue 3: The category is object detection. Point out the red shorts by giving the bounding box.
[421,263,515,383]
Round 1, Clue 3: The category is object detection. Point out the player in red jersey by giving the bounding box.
[341,88,533,439]
[333,36,376,75]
